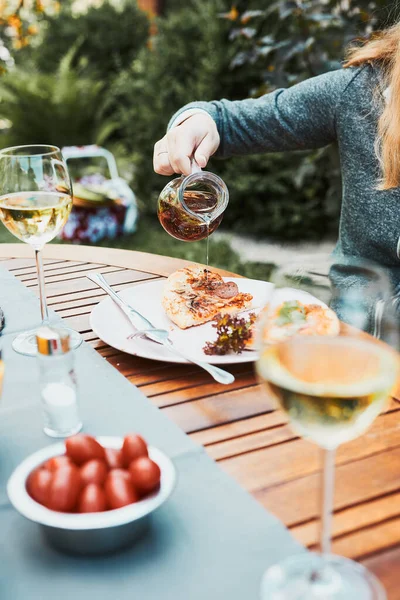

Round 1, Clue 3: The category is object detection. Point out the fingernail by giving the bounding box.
[197,155,207,168]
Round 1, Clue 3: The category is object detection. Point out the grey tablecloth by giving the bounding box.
[0,264,303,599]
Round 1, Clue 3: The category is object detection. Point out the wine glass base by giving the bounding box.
[12,328,82,357]
[261,554,386,600]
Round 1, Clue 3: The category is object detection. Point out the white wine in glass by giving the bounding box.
[0,191,72,247]
[256,255,399,600]
[0,145,82,356]
[258,336,397,449]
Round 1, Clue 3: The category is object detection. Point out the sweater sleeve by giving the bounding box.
[168,67,364,158]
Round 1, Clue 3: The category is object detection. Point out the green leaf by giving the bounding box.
[276,301,306,326]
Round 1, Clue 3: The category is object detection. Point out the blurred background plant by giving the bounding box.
[0,0,398,273]
[0,48,112,147]
[17,0,149,79]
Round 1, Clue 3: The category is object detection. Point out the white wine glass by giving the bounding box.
[0,145,82,356]
[256,254,399,600]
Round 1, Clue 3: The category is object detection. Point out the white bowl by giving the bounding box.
[7,436,177,555]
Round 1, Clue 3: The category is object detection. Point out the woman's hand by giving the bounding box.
[153,112,220,176]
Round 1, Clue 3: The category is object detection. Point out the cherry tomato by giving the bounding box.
[77,484,108,513]
[47,464,82,512]
[44,455,73,472]
[80,459,108,486]
[65,435,106,466]
[122,434,148,467]
[109,468,131,482]
[104,447,124,470]
[105,471,138,509]
[129,457,161,496]
[26,467,53,506]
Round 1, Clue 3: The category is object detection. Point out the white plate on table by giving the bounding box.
[89,278,328,365]
[90,277,272,365]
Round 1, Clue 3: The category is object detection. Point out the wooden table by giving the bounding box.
[1,243,400,598]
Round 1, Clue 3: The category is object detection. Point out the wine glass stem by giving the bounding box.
[320,447,336,558]
[35,248,49,324]
[309,448,336,587]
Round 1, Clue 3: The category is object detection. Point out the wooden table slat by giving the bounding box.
[45,278,158,307]
[140,369,255,402]
[16,262,118,282]
[211,400,399,462]
[190,412,289,447]
[23,265,123,288]
[1,257,64,270]
[221,405,400,494]
[364,546,400,598]
[255,443,400,529]
[26,269,160,299]
[162,385,273,433]
[292,490,400,548]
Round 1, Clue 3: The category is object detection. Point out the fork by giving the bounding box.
[88,272,235,386]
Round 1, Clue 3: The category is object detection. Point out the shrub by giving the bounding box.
[14,0,149,81]
[0,49,112,148]
[225,0,397,93]
[211,148,342,240]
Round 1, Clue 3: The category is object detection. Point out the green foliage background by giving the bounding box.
[1,0,399,245]
[16,1,149,80]
[0,50,111,147]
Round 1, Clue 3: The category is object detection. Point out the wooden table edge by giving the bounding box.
[0,243,241,279]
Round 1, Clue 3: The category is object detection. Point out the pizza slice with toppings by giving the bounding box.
[161,265,253,329]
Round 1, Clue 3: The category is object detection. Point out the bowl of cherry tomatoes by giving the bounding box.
[7,433,176,555]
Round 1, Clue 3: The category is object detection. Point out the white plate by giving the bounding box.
[89,279,329,365]
[90,277,273,365]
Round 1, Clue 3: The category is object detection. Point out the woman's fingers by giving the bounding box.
[153,137,174,175]
[167,128,195,176]
[153,113,220,176]
[194,132,219,169]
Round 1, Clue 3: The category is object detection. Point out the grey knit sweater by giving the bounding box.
[170,64,400,286]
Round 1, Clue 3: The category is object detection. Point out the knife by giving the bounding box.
[87,273,235,385]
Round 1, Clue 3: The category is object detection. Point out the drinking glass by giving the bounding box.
[256,254,399,600]
[0,145,82,356]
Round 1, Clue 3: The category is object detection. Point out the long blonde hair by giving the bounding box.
[345,23,400,190]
